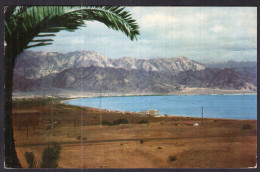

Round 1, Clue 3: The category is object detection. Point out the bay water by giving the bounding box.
[66,95,257,119]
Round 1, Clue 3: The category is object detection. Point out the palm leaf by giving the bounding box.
[5,6,139,56]
[4,6,139,167]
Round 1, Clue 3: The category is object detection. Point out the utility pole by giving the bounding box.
[100,87,102,128]
[100,114,103,128]
[51,92,55,136]
[201,107,204,126]
[27,119,29,140]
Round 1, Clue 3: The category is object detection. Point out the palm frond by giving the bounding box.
[5,6,139,56]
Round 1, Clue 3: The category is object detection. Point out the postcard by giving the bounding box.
[3,5,257,168]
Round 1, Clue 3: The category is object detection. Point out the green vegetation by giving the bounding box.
[138,119,149,124]
[113,118,129,125]
[76,136,87,140]
[241,124,253,130]
[24,142,62,168]
[5,6,139,167]
[102,120,112,126]
[102,119,129,126]
[24,152,37,168]
[168,155,177,162]
[41,142,62,168]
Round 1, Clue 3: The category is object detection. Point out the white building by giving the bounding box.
[148,109,158,116]
[139,109,158,116]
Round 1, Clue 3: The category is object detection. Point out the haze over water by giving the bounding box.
[67,95,257,120]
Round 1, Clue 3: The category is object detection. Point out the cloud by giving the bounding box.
[29,7,257,62]
[140,12,180,28]
[211,25,227,33]
[71,38,85,44]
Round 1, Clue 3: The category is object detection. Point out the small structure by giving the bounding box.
[139,111,148,115]
[139,109,158,116]
[148,109,158,116]
[193,123,199,126]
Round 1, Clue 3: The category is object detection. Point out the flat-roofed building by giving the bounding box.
[139,109,158,116]
[148,109,158,116]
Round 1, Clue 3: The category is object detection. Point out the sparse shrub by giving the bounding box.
[82,137,87,140]
[41,142,61,168]
[138,119,149,124]
[140,139,144,144]
[120,143,123,146]
[157,147,162,149]
[45,125,51,130]
[226,146,231,150]
[102,120,112,126]
[25,142,63,168]
[168,155,177,162]
[241,124,253,130]
[24,152,37,168]
[77,136,81,140]
[113,118,128,125]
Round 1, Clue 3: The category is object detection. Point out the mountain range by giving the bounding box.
[14,51,206,79]
[13,51,257,95]
[206,60,257,69]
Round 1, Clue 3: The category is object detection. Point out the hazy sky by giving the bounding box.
[30,7,257,62]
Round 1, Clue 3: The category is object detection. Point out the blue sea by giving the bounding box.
[66,95,257,119]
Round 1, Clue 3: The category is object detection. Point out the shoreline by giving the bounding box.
[13,93,257,121]
[13,91,257,99]
[69,92,257,99]
[62,99,256,121]
[12,96,257,168]
[12,87,257,99]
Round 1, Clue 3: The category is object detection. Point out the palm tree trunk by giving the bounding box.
[4,45,21,168]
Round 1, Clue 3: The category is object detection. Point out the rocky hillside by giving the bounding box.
[206,60,257,69]
[14,50,206,79]
[13,50,257,95]
[13,66,257,94]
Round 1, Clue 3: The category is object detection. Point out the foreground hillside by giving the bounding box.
[12,98,257,168]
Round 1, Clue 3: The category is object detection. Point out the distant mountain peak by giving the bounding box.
[176,56,189,60]
[78,50,97,54]
[13,51,257,94]
[14,50,206,79]
[206,60,257,69]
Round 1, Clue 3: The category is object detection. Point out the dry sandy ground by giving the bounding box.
[12,99,257,168]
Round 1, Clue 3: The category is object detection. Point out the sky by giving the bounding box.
[29,7,257,63]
